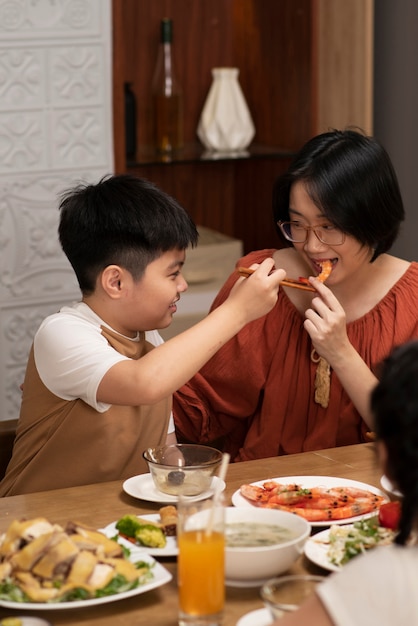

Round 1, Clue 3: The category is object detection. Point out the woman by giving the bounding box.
[274,340,418,625]
[174,129,418,460]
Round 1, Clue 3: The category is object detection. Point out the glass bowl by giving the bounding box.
[142,444,223,496]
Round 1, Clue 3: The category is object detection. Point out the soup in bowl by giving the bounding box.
[225,507,311,585]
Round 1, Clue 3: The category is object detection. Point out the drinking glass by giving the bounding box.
[261,574,325,620]
[177,494,225,626]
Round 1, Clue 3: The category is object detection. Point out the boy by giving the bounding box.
[0,174,284,495]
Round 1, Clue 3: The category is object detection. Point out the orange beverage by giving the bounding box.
[178,529,225,617]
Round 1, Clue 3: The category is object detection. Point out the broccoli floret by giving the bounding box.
[135,525,166,549]
[115,514,147,538]
[115,515,167,548]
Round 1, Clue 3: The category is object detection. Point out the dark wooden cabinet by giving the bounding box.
[128,151,296,253]
[111,0,373,253]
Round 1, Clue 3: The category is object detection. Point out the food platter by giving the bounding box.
[0,551,172,610]
[101,513,178,557]
[231,476,388,527]
[123,473,225,503]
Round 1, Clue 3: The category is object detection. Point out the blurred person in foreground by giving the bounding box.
[0,175,284,496]
[273,340,418,625]
[174,129,418,461]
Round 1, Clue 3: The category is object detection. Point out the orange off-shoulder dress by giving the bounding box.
[174,250,418,462]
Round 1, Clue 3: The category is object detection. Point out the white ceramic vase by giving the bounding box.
[197,67,255,152]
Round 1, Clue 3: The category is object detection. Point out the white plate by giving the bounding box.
[0,552,171,610]
[236,607,273,626]
[380,474,402,497]
[101,513,178,557]
[303,527,342,572]
[123,473,225,503]
[3,615,52,626]
[231,476,387,527]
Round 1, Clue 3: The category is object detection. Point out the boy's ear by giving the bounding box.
[101,265,124,297]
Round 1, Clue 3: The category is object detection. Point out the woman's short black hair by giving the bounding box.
[272,129,405,261]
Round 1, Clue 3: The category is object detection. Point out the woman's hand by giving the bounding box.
[303,278,349,363]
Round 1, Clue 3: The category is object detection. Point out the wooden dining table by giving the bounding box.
[0,442,384,626]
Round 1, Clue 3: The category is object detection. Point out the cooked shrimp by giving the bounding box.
[264,497,384,521]
[268,490,311,506]
[239,484,272,504]
[317,260,332,282]
[240,482,303,505]
[261,480,286,491]
[325,486,382,502]
[239,481,385,522]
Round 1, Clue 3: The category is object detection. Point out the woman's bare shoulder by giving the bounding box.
[376,254,412,284]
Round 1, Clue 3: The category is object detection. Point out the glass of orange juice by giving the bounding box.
[177,493,225,625]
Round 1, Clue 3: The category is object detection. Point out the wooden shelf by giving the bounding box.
[126,151,294,253]
[127,143,296,167]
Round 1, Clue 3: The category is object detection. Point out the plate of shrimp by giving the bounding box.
[232,476,388,527]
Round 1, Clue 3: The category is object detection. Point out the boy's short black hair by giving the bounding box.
[58,174,199,294]
[273,129,405,261]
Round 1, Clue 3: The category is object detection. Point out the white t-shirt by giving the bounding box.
[318,543,418,625]
[34,301,175,432]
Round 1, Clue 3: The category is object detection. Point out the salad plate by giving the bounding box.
[0,552,172,610]
[236,607,272,626]
[231,476,387,527]
[123,473,225,503]
[101,513,178,557]
[303,527,341,572]
[304,520,396,573]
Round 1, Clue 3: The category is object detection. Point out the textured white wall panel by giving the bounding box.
[0,0,113,419]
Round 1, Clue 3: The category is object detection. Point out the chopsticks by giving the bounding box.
[237,266,316,292]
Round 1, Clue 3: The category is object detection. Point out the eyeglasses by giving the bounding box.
[278,221,346,246]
